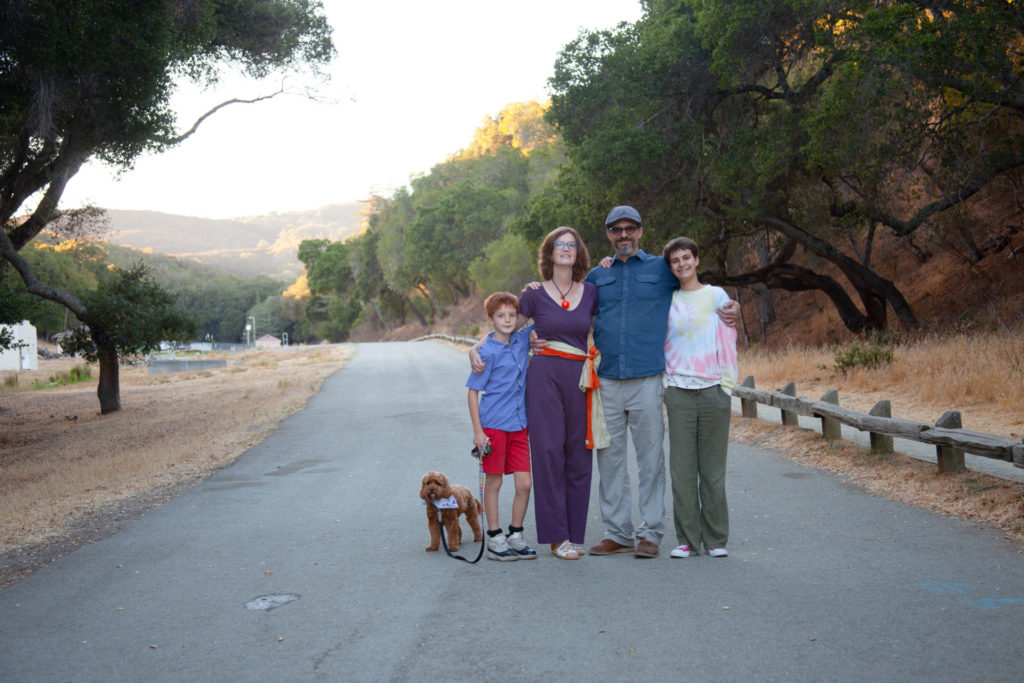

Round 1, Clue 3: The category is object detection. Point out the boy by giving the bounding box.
[466,292,536,561]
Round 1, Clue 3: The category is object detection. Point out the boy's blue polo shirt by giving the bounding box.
[465,325,532,431]
[586,249,676,380]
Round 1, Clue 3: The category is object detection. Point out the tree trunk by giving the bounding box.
[369,298,392,333]
[402,294,428,327]
[762,216,920,330]
[708,263,874,333]
[97,345,121,415]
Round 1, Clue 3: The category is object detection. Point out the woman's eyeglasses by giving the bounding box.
[553,240,578,250]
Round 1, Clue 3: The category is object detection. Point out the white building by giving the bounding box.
[0,321,38,371]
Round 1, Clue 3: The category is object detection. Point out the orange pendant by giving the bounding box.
[561,299,570,309]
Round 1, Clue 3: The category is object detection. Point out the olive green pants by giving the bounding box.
[663,385,731,551]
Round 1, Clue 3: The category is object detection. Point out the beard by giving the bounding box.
[613,239,638,257]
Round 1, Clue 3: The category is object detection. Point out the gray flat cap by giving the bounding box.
[605,205,642,227]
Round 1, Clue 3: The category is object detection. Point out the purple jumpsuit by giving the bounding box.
[518,283,599,545]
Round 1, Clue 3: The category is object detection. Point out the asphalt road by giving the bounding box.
[2,341,1023,682]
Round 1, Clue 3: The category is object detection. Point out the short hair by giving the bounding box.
[484,291,519,318]
[537,227,590,281]
[663,236,700,262]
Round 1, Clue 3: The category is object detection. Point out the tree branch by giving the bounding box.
[150,83,286,145]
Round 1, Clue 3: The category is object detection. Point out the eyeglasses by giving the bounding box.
[553,240,578,250]
[608,225,639,236]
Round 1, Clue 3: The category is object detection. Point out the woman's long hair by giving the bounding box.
[537,226,590,281]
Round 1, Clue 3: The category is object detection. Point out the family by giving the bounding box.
[466,205,739,562]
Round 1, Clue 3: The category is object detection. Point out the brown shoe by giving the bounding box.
[589,538,635,555]
[635,538,659,558]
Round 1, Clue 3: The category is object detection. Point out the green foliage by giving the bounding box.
[543,0,1024,334]
[63,263,199,363]
[102,241,284,342]
[823,333,901,376]
[29,365,93,391]
[467,231,536,296]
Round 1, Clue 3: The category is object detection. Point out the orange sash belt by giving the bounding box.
[536,342,609,449]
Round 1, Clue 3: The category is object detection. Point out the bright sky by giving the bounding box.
[57,1,643,220]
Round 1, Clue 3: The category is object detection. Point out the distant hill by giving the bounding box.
[100,203,366,281]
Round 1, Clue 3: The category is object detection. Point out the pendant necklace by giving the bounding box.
[553,280,573,309]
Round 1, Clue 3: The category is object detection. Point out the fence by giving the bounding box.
[421,334,1024,474]
[732,376,1024,474]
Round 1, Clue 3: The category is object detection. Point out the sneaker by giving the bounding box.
[487,533,519,562]
[506,531,537,559]
[670,545,695,558]
[707,546,728,558]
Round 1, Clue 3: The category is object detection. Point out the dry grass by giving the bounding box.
[739,331,1024,437]
[732,331,1024,546]
[0,344,354,555]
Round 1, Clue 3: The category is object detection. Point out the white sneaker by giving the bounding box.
[487,533,519,561]
[670,545,695,558]
[506,531,537,559]
[707,546,728,558]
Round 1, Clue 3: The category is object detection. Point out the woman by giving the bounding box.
[518,227,599,560]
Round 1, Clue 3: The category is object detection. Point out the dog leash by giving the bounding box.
[437,445,487,564]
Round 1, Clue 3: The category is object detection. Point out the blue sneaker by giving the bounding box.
[506,531,537,559]
[487,534,519,561]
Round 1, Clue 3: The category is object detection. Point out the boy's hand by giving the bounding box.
[716,300,740,328]
[528,329,547,352]
[473,431,490,454]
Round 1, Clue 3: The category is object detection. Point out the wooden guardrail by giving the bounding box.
[416,333,480,346]
[733,376,1024,473]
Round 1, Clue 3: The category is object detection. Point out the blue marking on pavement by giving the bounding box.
[914,581,972,595]
[914,581,1024,609]
[964,597,1024,610]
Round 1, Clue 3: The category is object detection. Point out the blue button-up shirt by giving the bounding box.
[465,325,532,431]
[586,249,676,379]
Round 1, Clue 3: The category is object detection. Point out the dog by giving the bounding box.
[420,470,483,552]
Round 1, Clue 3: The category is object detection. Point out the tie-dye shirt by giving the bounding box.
[663,285,738,391]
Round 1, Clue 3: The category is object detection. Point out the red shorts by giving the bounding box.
[481,427,530,475]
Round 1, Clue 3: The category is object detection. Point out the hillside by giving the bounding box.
[360,210,1024,347]
[101,203,366,281]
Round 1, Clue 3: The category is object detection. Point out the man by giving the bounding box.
[587,205,739,558]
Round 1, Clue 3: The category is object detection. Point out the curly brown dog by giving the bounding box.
[420,470,483,551]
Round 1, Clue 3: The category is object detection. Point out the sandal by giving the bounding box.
[551,540,580,560]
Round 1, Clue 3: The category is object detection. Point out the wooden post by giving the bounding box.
[780,382,798,426]
[935,411,966,473]
[819,389,842,442]
[740,376,758,418]
[869,401,894,454]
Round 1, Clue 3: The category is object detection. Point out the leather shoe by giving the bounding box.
[635,538,659,558]
[589,538,634,555]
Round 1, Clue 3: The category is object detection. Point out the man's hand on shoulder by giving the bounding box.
[716,300,740,328]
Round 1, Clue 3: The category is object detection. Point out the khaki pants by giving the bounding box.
[664,385,731,551]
